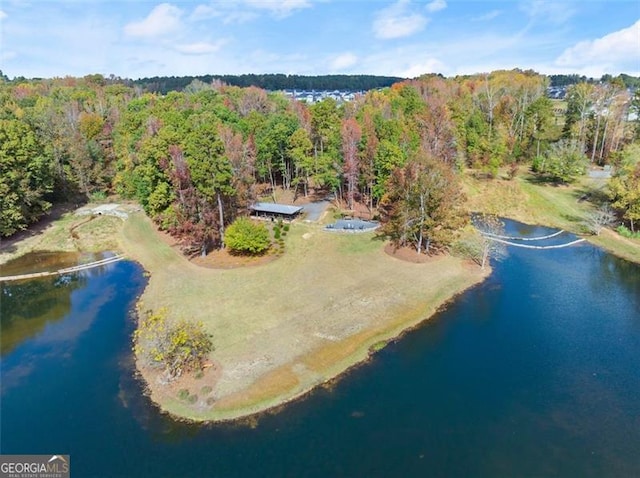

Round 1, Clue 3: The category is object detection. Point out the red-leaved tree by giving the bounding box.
[341,117,362,211]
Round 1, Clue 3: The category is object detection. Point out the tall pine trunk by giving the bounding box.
[217,192,225,248]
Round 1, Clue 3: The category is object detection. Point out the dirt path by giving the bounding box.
[301,199,331,222]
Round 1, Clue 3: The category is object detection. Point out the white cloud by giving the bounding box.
[175,40,227,55]
[373,0,428,40]
[191,3,257,23]
[426,0,446,13]
[243,0,311,18]
[124,3,183,38]
[473,9,502,21]
[401,58,446,77]
[0,10,7,20]
[330,52,358,70]
[1,50,17,62]
[520,0,575,24]
[191,4,218,20]
[556,20,640,69]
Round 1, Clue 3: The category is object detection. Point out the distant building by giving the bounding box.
[250,202,303,221]
[281,89,364,104]
[546,86,568,100]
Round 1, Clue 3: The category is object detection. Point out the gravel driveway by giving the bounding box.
[302,199,331,222]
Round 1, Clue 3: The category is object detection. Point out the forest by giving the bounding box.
[1,70,639,255]
[132,74,404,95]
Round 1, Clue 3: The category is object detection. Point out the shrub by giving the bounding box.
[200,385,213,395]
[90,190,107,202]
[369,340,389,353]
[187,394,198,404]
[134,308,214,381]
[283,224,290,232]
[533,139,587,184]
[225,217,271,255]
[178,389,190,400]
[617,225,640,239]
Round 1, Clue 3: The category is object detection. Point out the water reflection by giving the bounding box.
[1,225,639,477]
[1,274,84,355]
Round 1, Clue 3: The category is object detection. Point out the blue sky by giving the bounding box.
[1,0,638,79]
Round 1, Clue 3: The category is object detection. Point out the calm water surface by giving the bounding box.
[1,221,639,477]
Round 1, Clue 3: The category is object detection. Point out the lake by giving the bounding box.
[1,221,639,477]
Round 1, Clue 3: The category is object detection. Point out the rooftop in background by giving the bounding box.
[250,202,303,216]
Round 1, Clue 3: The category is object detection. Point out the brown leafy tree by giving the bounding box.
[163,145,218,256]
[380,155,466,254]
[218,125,256,214]
[359,111,379,211]
[341,117,362,210]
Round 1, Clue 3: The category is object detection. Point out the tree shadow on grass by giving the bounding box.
[227,248,270,258]
[560,213,586,226]
[523,173,567,187]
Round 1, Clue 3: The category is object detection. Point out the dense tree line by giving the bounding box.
[1,70,638,251]
[549,73,640,89]
[132,74,404,95]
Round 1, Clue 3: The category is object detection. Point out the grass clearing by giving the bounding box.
[120,212,487,421]
[463,170,640,263]
[1,208,126,266]
[7,179,636,422]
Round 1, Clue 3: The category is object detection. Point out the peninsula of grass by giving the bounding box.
[119,212,487,421]
[2,171,638,422]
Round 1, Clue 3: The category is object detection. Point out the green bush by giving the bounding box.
[274,228,281,240]
[187,394,198,404]
[533,140,587,184]
[225,217,271,254]
[200,385,213,395]
[283,224,290,232]
[617,225,640,239]
[177,389,190,400]
[89,190,107,202]
[134,308,214,380]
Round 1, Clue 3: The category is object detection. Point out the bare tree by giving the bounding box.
[584,205,616,236]
[455,214,506,270]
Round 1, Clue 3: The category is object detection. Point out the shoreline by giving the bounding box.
[119,212,488,422]
[3,199,637,423]
[137,272,487,423]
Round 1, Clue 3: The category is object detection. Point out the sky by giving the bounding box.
[0,0,639,80]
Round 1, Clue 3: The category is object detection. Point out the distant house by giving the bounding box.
[250,202,303,221]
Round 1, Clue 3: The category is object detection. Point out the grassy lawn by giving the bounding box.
[0,209,126,266]
[121,213,486,421]
[463,170,640,264]
[4,174,637,421]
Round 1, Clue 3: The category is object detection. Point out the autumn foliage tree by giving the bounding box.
[162,144,218,256]
[341,117,362,210]
[609,144,640,232]
[134,308,213,381]
[380,155,466,254]
[0,118,53,236]
[2,70,638,251]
